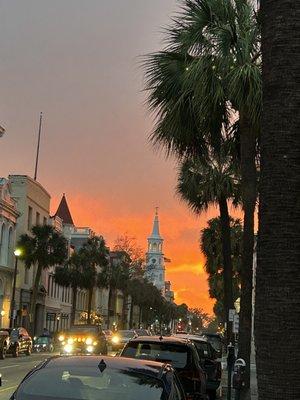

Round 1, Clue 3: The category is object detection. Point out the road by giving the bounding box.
[0,352,54,399]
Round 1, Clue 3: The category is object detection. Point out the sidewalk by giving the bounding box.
[221,353,257,399]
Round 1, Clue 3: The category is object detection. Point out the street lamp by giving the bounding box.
[9,248,22,328]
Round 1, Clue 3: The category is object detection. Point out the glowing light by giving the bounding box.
[14,249,22,257]
[112,336,120,344]
[64,344,73,353]
[86,345,94,353]
[67,338,74,345]
[59,335,65,342]
[85,337,93,345]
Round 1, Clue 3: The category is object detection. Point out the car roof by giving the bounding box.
[175,334,208,343]
[128,335,191,345]
[41,355,170,376]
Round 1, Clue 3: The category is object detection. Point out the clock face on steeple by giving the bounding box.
[152,258,156,264]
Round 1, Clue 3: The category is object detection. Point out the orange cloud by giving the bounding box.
[51,193,216,315]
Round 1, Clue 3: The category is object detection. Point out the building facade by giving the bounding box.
[0,178,19,328]
[9,175,51,333]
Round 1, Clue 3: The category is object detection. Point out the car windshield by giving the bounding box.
[10,329,20,339]
[206,336,222,351]
[193,341,211,358]
[135,330,149,336]
[15,365,164,400]
[122,342,188,368]
[118,330,135,339]
[69,326,98,335]
[35,337,50,344]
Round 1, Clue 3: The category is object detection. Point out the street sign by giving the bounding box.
[233,314,239,333]
[229,309,236,322]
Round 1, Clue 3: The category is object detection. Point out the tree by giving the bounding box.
[144,1,261,391]
[113,235,145,278]
[18,225,68,334]
[80,236,109,324]
[177,144,240,342]
[201,217,243,323]
[189,308,211,332]
[255,1,300,399]
[54,252,86,325]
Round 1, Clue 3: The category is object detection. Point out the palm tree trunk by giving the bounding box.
[70,286,77,325]
[87,287,93,324]
[29,263,43,335]
[129,297,134,328]
[107,287,114,329]
[256,2,300,399]
[138,307,142,328]
[238,111,257,398]
[218,195,234,345]
[121,293,128,329]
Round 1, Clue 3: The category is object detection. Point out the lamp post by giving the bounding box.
[9,249,22,328]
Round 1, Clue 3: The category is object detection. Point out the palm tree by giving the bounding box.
[201,217,243,324]
[177,146,240,342]
[54,252,86,325]
[255,1,300,399]
[18,225,68,334]
[144,1,261,390]
[80,236,109,324]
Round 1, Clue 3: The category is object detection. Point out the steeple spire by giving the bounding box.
[55,193,74,225]
[150,207,161,238]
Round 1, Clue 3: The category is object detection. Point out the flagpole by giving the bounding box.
[34,112,43,181]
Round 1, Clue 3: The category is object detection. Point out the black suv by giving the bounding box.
[120,335,207,400]
[176,334,222,399]
[6,327,32,357]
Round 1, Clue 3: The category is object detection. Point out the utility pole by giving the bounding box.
[34,112,43,181]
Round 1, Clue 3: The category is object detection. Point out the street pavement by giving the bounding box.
[0,352,55,399]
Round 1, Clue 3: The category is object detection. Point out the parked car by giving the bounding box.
[176,334,222,400]
[111,329,137,350]
[0,330,10,359]
[6,327,32,357]
[200,333,224,358]
[33,335,55,353]
[59,324,108,355]
[120,335,207,400]
[8,355,187,400]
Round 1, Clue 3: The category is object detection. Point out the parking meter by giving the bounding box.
[227,343,235,400]
[232,358,246,389]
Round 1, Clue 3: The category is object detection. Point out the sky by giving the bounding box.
[0,0,220,314]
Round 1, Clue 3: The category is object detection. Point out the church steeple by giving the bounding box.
[150,207,161,239]
[145,208,165,293]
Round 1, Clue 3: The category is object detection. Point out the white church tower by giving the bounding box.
[145,209,165,293]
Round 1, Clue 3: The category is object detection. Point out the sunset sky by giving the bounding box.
[0,0,221,314]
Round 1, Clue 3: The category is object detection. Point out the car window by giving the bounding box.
[16,366,164,400]
[193,341,211,358]
[69,326,98,335]
[122,342,188,368]
[35,337,49,344]
[10,329,19,339]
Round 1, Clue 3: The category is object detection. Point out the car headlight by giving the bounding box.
[112,336,120,344]
[67,338,74,345]
[86,345,94,353]
[42,344,47,348]
[64,344,73,353]
[93,341,98,346]
[59,335,65,342]
[85,337,93,345]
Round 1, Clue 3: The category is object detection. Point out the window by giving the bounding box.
[36,212,40,225]
[122,342,189,368]
[27,206,32,230]
[17,366,164,400]
[24,268,29,285]
[43,217,47,225]
[0,224,4,259]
